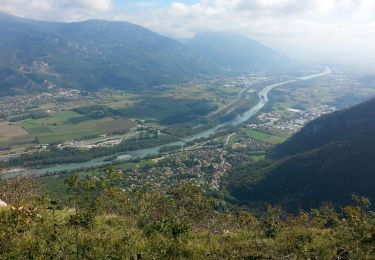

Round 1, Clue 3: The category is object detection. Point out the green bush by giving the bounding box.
[2,169,375,259]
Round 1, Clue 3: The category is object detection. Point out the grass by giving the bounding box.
[21,111,135,144]
[250,154,266,162]
[242,129,286,144]
[118,160,156,171]
[22,112,99,144]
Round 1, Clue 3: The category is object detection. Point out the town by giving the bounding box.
[0,88,84,119]
[253,105,337,135]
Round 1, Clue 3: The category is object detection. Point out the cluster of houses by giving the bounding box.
[0,88,86,119]
[255,105,337,135]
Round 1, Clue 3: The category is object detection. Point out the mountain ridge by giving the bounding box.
[0,13,216,94]
[0,13,296,95]
[187,31,292,71]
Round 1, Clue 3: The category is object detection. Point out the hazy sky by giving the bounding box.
[1,0,375,66]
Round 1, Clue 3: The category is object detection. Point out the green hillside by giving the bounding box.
[271,97,375,159]
[2,169,375,259]
[225,97,375,210]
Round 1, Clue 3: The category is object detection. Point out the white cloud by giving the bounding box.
[70,0,113,12]
[0,0,113,21]
[120,0,375,65]
[0,0,375,65]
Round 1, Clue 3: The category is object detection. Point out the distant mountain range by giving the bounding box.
[226,97,375,210]
[0,13,215,94]
[187,32,292,70]
[0,13,291,95]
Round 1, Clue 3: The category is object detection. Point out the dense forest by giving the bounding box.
[271,96,375,159]
[1,169,375,259]
[225,97,375,210]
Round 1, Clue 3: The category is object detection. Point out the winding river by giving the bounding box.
[33,67,332,175]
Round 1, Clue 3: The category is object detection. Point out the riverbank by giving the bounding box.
[6,68,332,176]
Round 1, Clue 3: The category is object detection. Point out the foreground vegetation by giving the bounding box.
[1,169,375,259]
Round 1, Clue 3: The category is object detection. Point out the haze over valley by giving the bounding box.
[1,1,375,258]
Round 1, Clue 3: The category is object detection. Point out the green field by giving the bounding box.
[242,128,286,144]
[250,154,266,162]
[22,111,135,144]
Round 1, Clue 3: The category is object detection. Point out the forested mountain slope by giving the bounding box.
[271,97,375,159]
[0,13,215,94]
[226,97,375,210]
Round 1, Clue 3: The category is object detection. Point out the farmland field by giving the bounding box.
[119,97,217,124]
[250,154,266,162]
[21,111,135,144]
[95,117,136,133]
[242,128,286,144]
[0,121,33,148]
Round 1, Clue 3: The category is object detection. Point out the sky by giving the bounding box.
[1,0,375,67]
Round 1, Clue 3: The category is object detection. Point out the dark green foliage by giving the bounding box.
[73,105,118,119]
[2,172,375,259]
[119,97,217,124]
[65,167,124,228]
[226,97,375,210]
[271,96,375,159]
[162,120,217,138]
[8,110,49,122]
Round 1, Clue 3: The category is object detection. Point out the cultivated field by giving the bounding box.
[119,96,218,124]
[95,118,136,134]
[242,128,286,144]
[0,121,33,148]
[21,111,136,144]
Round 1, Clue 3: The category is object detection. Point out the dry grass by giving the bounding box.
[0,121,33,147]
[0,121,30,137]
[95,117,136,134]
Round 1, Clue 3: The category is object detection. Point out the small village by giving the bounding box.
[252,105,337,135]
[0,88,84,118]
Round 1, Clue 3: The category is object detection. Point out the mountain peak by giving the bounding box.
[187,31,290,70]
